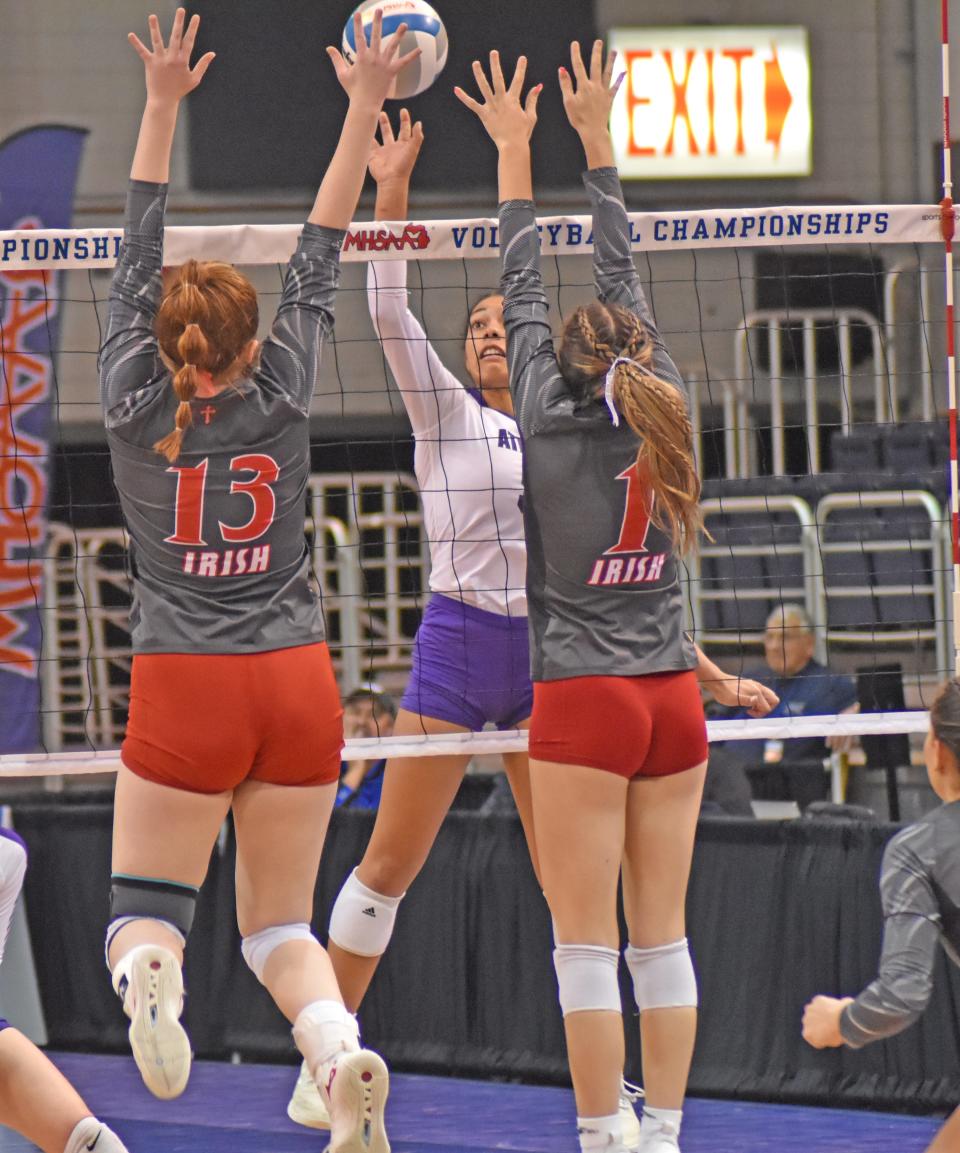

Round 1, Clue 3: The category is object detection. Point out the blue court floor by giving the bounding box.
[0,1052,944,1152]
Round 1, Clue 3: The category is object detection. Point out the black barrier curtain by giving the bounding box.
[12,800,960,1110]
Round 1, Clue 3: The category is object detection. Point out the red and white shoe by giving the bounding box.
[113,944,191,1100]
[321,1048,390,1153]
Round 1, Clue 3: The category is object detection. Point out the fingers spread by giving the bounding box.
[191,51,215,84]
[392,44,422,75]
[489,49,506,93]
[148,14,163,51]
[590,38,603,79]
[472,59,494,101]
[128,32,152,61]
[383,20,408,61]
[570,40,587,84]
[508,55,527,95]
[181,13,201,58]
[454,85,484,115]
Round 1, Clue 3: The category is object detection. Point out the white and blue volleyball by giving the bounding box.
[343,1,448,100]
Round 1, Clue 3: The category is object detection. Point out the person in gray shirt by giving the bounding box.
[99,10,415,1149]
[803,676,960,1153]
[456,40,711,1153]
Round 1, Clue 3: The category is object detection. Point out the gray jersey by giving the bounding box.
[100,180,344,655]
[498,168,697,681]
[840,801,960,1047]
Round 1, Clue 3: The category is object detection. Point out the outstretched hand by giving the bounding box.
[327,9,422,109]
[454,51,542,150]
[558,40,623,137]
[128,8,215,105]
[369,108,424,187]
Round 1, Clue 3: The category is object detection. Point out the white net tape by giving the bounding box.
[0,203,945,272]
[0,711,930,778]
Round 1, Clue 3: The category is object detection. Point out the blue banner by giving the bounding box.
[0,126,87,752]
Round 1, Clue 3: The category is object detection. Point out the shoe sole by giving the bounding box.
[326,1049,389,1153]
[126,946,191,1099]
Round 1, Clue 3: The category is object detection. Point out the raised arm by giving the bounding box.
[456,53,557,431]
[363,110,461,428]
[101,8,214,422]
[258,12,422,412]
[560,42,682,389]
[309,9,420,230]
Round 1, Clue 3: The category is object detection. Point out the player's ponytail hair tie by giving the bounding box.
[603,356,639,427]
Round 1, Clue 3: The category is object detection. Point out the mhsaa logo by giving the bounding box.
[343,223,430,253]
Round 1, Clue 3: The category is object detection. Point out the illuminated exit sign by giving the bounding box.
[609,26,811,179]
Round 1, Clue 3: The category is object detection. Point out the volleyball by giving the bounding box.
[342,0,448,100]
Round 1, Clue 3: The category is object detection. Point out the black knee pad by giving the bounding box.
[109,874,198,943]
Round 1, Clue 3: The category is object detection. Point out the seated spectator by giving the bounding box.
[335,685,397,810]
[709,605,857,811]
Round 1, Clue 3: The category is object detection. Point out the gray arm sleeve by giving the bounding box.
[256,223,347,414]
[840,828,942,1048]
[583,167,684,392]
[99,180,167,425]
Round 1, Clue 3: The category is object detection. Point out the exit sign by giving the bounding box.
[609,26,812,179]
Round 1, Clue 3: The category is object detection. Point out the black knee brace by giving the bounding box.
[108,874,198,948]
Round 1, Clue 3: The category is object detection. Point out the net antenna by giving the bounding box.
[942,0,960,676]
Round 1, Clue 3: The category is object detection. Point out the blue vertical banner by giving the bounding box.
[0,126,87,752]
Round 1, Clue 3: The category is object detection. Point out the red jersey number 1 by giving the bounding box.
[164,455,280,546]
[605,463,652,555]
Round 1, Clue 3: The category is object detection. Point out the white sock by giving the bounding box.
[292,1000,360,1088]
[577,1111,621,1150]
[640,1105,683,1138]
[64,1117,128,1153]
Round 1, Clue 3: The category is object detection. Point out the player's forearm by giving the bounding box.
[577,126,615,171]
[374,177,410,221]
[130,99,180,184]
[498,141,533,202]
[310,97,383,230]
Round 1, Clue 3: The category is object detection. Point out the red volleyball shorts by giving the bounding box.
[529,669,708,779]
[122,643,343,794]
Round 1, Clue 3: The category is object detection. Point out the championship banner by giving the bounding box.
[0,203,952,272]
[0,126,87,752]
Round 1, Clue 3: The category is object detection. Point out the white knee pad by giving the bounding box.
[553,943,621,1016]
[328,868,403,958]
[241,922,316,985]
[624,938,698,1011]
[0,833,27,967]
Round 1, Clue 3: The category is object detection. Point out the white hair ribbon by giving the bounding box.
[603,356,635,427]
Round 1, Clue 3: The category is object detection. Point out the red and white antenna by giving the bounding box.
[941,0,960,674]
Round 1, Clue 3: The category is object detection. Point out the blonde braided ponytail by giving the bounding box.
[558,301,703,554]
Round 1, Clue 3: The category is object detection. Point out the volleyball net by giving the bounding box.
[0,202,954,775]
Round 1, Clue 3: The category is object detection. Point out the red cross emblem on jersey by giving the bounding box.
[200,405,216,425]
[604,463,653,555]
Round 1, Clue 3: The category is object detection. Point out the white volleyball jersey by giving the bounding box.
[368,261,526,617]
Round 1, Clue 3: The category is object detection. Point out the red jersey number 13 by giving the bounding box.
[164,455,280,546]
